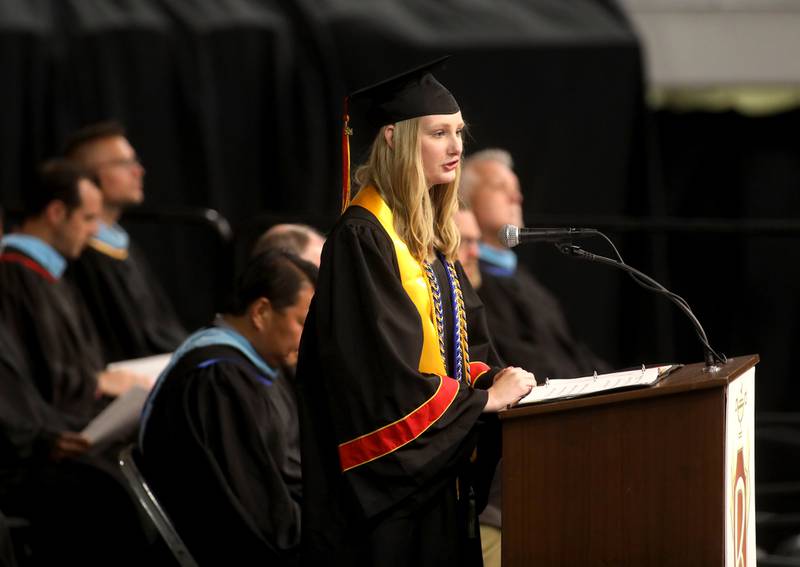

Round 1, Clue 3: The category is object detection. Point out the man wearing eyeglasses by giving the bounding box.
[63,122,186,364]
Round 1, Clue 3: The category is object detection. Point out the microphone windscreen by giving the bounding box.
[498,224,519,248]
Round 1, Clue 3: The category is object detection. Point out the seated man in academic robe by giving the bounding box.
[0,161,150,565]
[0,159,147,404]
[63,121,186,363]
[249,223,325,368]
[461,148,608,382]
[457,149,609,567]
[140,250,316,565]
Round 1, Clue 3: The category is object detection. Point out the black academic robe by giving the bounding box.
[295,206,502,567]
[0,288,149,567]
[141,344,302,566]
[0,324,77,472]
[0,510,17,567]
[478,263,609,382]
[0,246,104,424]
[67,242,186,363]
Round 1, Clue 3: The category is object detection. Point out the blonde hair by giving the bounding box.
[354,118,461,263]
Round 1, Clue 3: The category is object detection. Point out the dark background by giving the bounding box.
[1,0,798,417]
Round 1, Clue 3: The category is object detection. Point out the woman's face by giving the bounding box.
[256,284,314,368]
[419,112,464,187]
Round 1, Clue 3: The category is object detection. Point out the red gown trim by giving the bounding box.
[0,252,56,283]
[467,361,490,386]
[338,375,460,471]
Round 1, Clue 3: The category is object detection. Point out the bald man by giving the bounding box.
[252,223,325,268]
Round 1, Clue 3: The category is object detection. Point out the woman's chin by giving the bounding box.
[427,173,456,187]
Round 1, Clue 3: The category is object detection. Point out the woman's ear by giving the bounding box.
[249,297,272,331]
[383,125,395,150]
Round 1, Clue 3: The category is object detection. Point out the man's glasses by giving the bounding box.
[95,156,142,170]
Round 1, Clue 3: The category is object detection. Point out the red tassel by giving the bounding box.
[341,96,352,213]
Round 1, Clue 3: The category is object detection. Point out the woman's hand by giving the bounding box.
[483,366,536,413]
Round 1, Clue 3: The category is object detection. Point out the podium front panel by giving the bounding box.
[500,356,758,566]
[502,387,725,565]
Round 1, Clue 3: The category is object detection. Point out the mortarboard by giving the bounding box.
[341,56,460,212]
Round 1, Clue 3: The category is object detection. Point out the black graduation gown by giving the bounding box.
[295,206,503,567]
[477,263,609,382]
[0,245,104,424]
[0,510,17,567]
[0,324,77,472]
[0,279,149,567]
[67,242,186,363]
[141,344,302,566]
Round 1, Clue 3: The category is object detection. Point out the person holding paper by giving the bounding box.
[0,162,151,565]
[0,160,147,417]
[140,250,316,566]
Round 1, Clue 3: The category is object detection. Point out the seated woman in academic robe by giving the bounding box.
[139,250,316,566]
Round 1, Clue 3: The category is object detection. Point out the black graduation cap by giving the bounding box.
[341,56,460,211]
[349,56,460,135]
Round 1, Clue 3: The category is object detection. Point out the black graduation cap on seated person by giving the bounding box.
[341,56,460,212]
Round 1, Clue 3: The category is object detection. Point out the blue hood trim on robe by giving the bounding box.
[0,234,67,279]
[139,321,277,451]
[478,242,517,277]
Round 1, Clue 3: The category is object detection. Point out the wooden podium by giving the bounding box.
[499,355,759,566]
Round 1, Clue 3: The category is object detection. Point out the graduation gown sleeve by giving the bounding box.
[0,324,79,466]
[0,251,102,423]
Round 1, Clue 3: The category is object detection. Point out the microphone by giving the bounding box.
[498,224,599,248]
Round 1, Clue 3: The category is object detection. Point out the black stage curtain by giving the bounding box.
[2,0,797,415]
[0,0,642,219]
[652,108,800,413]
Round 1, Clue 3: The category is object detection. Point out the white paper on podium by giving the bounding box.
[106,352,173,388]
[81,385,150,446]
[518,364,679,405]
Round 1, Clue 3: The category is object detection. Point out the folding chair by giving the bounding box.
[118,444,198,567]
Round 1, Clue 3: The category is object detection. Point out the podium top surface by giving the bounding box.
[499,354,759,421]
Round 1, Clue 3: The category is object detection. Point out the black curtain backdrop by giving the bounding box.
[652,108,800,413]
[1,0,798,416]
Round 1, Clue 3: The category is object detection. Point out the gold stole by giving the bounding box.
[88,238,129,260]
[349,186,446,377]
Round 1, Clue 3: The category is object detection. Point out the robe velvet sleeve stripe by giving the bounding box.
[338,374,459,471]
[467,361,490,386]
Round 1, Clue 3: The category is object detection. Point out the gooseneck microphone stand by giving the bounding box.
[555,241,727,370]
